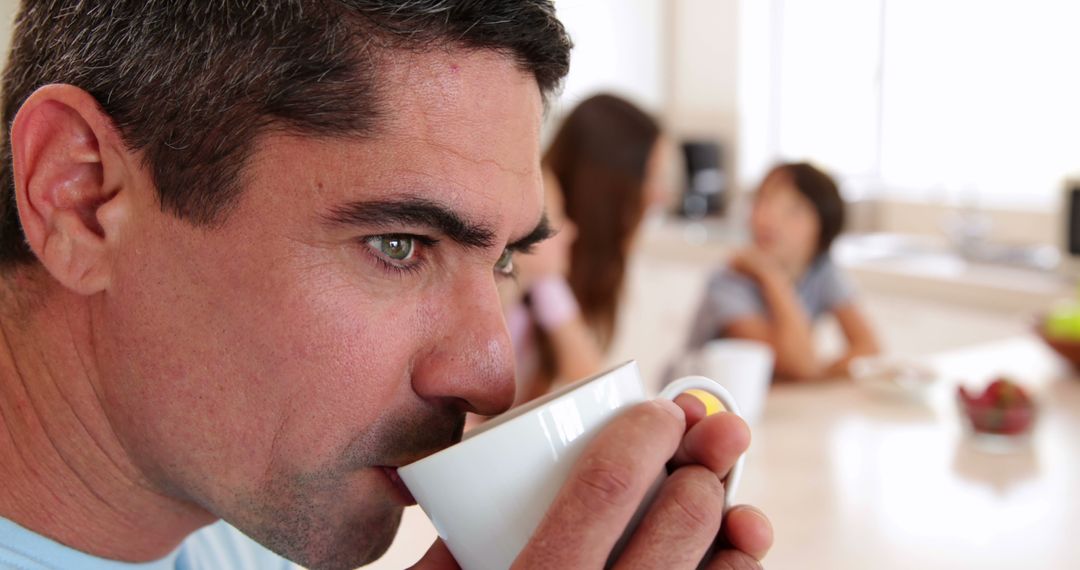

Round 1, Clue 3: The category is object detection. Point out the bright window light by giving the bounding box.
[759,0,1080,209]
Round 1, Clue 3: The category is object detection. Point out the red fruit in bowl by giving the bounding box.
[956,378,1035,436]
[985,378,1009,398]
[999,407,1034,435]
[986,378,1030,407]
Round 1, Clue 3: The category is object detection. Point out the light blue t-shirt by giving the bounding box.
[0,517,295,570]
[684,256,855,351]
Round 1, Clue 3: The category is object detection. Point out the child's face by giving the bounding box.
[750,171,820,269]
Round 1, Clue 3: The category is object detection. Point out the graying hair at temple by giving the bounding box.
[0,0,572,268]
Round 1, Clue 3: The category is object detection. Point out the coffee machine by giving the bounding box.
[1060,179,1080,277]
[678,140,727,219]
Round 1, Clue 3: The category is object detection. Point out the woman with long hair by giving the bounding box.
[508,93,668,403]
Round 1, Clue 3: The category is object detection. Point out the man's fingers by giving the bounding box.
[513,399,685,569]
[670,411,750,476]
[704,549,763,570]
[722,506,774,561]
[409,540,461,570]
[673,392,709,427]
[611,465,725,570]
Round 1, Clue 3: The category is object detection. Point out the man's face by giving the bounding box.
[93,50,544,569]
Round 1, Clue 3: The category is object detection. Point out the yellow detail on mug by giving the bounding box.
[686,388,726,416]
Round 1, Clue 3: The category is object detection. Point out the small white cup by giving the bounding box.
[673,340,774,426]
[398,361,743,570]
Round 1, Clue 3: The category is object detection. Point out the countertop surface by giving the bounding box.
[367,336,1079,569]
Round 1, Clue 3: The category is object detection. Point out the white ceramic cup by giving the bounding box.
[398,361,744,570]
[673,339,774,427]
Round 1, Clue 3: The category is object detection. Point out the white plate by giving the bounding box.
[851,356,936,401]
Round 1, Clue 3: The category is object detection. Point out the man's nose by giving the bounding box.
[410,275,516,416]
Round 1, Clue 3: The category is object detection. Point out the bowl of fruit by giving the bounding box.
[957,378,1036,450]
[1039,303,1080,371]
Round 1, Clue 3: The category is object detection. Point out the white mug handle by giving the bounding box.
[658,376,745,512]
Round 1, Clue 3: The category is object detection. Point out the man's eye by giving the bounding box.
[495,248,514,275]
[367,235,415,262]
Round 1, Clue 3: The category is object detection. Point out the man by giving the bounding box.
[0,2,772,569]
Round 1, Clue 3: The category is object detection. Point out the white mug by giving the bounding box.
[398,361,744,570]
[672,339,773,427]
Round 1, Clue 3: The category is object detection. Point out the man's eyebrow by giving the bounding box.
[323,198,496,249]
[508,215,555,253]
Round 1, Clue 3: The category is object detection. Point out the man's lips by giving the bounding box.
[368,409,465,507]
[378,466,416,506]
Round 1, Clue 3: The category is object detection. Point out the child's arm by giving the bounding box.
[726,269,821,380]
[722,249,821,379]
[528,276,605,393]
[822,303,880,378]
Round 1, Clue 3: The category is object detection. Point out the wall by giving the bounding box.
[666,0,741,190]
[553,0,667,115]
[666,0,739,138]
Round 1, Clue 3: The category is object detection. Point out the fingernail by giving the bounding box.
[655,398,686,422]
[686,389,726,416]
[736,505,774,535]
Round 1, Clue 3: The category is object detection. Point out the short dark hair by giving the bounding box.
[0,0,572,268]
[769,162,846,256]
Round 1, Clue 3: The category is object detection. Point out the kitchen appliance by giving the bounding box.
[1059,179,1080,277]
[678,140,727,218]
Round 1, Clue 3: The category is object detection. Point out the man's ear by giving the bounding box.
[10,84,133,295]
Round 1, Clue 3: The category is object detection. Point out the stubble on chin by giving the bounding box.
[225,405,465,569]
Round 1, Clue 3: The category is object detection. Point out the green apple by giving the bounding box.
[1046,303,1080,340]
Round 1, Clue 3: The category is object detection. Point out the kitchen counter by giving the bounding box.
[367,336,1080,569]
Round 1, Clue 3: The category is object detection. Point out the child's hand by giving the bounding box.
[731,247,783,283]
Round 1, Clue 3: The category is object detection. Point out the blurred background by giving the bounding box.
[541,0,1080,382]
[1,1,1076,568]
[540,5,1080,565]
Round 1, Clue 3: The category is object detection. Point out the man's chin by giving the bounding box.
[332,506,405,569]
[232,486,405,570]
[275,504,404,570]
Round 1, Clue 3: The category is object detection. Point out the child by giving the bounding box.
[685,162,879,380]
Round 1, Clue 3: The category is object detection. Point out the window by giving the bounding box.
[741,0,1080,209]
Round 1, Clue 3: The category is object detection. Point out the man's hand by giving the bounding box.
[411,395,772,569]
[512,395,772,569]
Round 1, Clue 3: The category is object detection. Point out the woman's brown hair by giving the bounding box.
[542,94,661,349]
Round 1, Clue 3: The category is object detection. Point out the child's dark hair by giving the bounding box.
[768,162,846,256]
